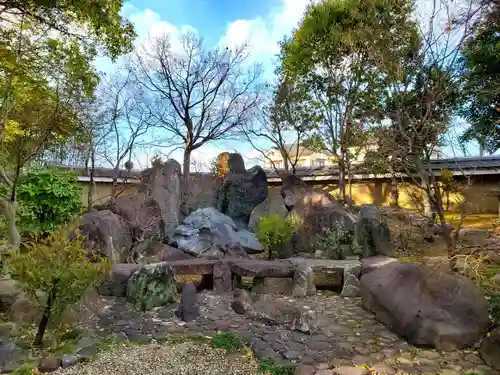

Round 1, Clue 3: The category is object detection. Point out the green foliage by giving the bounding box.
[258,358,296,375]
[315,222,362,260]
[459,11,500,154]
[0,0,136,60]
[4,227,110,344]
[256,214,301,251]
[488,293,500,325]
[210,332,245,353]
[17,169,83,237]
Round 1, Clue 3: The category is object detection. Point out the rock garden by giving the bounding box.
[1,154,500,375]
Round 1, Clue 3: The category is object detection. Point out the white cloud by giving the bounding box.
[97,1,316,170]
[218,0,317,78]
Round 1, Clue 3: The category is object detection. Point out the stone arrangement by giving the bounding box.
[0,152,499,374]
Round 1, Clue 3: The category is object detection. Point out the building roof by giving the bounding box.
[267,142,314,159]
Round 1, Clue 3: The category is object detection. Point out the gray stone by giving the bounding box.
[76,344,99,359]
[171,208,263,257]
[0,341,28,373]
[341,271,360,297]
[61,354,78,369]
[38,357,61,373]
[215,162,268,229]
[98,263,140,297]
[355,205,394,258]
[213,262,232,294]
[78,210,133,262]
[369,363,396,374]
[292,266,316,297]
[126,263,177,311]
[248,191,288,232]
[332,367,370,375]
[139,159,182,237]
[174,283,199,322]
[291,311,312,334]
[480,329,500,370]
[294,364,318,375]
[231,289,253,315]
[361,256,397,275]
[360,260,490,351]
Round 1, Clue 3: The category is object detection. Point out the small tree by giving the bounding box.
[256,214,301,260]
[5,227,110,345]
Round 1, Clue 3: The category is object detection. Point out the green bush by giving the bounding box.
[256,214,301,259]
[17,168,83,237]
[258,358,296,375]
[4,226,110,345]
[315,222,362,260]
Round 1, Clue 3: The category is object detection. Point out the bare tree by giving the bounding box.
[98,68,154,200]
[241,77,315,175]
[132,31,262,195]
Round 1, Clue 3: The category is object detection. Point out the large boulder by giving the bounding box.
[139,159,182,237]
[360,260,490,351]
[215,153,268,229]
[355,205,394,257]
[480,329,500,370]
[78,210,133,262]
[248,189,288,232]
[170,207,263,257]
[126,263,177,311]
[105,196,165,242]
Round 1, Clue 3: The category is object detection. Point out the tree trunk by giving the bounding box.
[0,199,20,249]
[34,280,58,346]
[182,147,192,199]
[390,174,399,207]
[421,174,432,217]
[87,149,95,212]
[338,148,346,203]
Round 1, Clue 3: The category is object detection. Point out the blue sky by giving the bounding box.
[96,0,487,170]
[96,0,314,169]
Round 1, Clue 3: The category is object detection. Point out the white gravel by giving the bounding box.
[53,342,262,375]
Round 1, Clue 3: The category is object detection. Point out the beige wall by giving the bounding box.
[78,182,139,207]
[83,175,500,214]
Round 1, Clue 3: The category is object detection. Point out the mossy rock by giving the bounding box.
[126,263,177,311]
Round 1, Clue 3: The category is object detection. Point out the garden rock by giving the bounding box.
[332,366,371,375]
[0,278,21,313]
[174,283,199,322]
[213,262,232,294]
[292,265,316,297]
[170,207,263,257]
[231,289,254,315]
[79,209,133,262]
[104,196,165,244]
[355,205,394,257]
[341,266,361,297]
[98,263,140,297]
[479,329,500,370]
[248,191,288,232]
[139,159,182,237]
[61,354,78,369]
[126,263,177,311]
[215,154,268,229]
[38,357,61,373]
[360,260,490,351]
[0,341,28,373]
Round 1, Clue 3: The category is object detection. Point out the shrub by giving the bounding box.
[4,227,110,345]
[256,214,301,259]
[315,222,362,260]
[17,168,83,237]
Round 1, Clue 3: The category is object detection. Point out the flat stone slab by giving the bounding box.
[226,259,295,278]
[288,258,361,273]
[162,259,218,275]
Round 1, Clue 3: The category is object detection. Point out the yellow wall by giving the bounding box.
[82,176,500,215]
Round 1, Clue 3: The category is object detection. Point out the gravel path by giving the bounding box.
[53,342,260,375]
